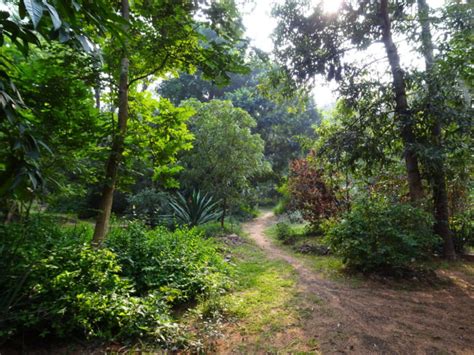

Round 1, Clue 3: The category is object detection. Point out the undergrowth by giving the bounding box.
[0,217,230,349]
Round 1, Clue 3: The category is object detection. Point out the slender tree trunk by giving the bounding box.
[94,86,101,110]
[380,0,424,202]
[221,198,226,228]
[92,0,130,246]
[417,0,456,259]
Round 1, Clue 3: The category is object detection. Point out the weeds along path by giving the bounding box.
[241,211,474,354]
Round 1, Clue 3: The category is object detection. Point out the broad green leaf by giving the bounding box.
[23,0,44,29]
[43,1,61,30]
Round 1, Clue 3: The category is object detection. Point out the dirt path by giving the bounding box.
[238,212,474,354]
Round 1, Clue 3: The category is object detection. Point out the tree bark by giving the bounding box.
[380,0,424,202]
[220,198,226,228]
[94,84,101,110]
[92,0,130,246]
[417,0,456,259]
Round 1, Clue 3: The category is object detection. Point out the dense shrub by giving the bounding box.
[106,222,231,303]
[326,198,440,273]
[288,155,338,228]
[1,217,230,346]
[273,200,287,215]
[0,218,176,343]
[232,203,259,221]
[275,222,297,245]
[451,210,474,254]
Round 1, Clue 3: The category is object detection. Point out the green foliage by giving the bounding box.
[451,210,474,254]
[0,0,123,206]
[169,190,223,227]
[273,181,290,215]
[273,201,287,215]
[159,59,321,178]
[0,218,177,343]
[232,203,260,221]
[0,216,231,345]
[179,99,267,216]
[127,94,194,188]
[326,197,440,273]
[275,222,297,245]
[106,222,231,303]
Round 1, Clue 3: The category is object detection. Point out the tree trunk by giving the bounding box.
[380,0,424,202]
[94,85,101,110]
[220,198,226,228]
[92,0,130,246]
[417,0,456,259]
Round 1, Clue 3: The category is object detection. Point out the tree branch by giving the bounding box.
[128,52,170,88]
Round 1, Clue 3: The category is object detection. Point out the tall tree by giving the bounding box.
[272,0,424,202]
[92,1,248,243]
[416,0,455,258]
[159,60,320,177]
[179,99,266,225]
[380,0,423,202]
[92,0,130,244]
[0,0,121,220]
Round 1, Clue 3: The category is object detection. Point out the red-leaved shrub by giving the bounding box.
[288,155,338,227]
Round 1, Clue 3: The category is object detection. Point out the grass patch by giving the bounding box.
[221,242,303,351]
[188,234,314,352]
[223,244,297,331]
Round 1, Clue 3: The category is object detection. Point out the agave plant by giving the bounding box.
[169,190,222,227]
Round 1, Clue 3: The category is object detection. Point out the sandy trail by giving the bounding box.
[239,211,474,354]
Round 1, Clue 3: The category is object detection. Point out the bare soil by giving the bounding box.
[216,212,474,354]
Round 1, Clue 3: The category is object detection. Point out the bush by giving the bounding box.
[326,198,440,273]
[273,199,287,215]
[233,203,259,221]
[0,218,177,343]
[451,210,474,254]
[0,217,231,346]
[288,155,338,228]
[106,222,231,303]
[275,222,297,245]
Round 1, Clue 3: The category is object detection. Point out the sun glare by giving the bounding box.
[321,0,343,13]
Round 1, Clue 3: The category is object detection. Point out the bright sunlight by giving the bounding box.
[321,0,343,13]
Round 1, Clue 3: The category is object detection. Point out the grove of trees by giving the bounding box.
[274,0,472,260]
[0,0,472,351]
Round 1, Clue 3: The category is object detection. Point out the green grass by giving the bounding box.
[187,233,316,352]
[221,241,304,351]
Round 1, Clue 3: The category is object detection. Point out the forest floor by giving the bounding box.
[212,212,474,354]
